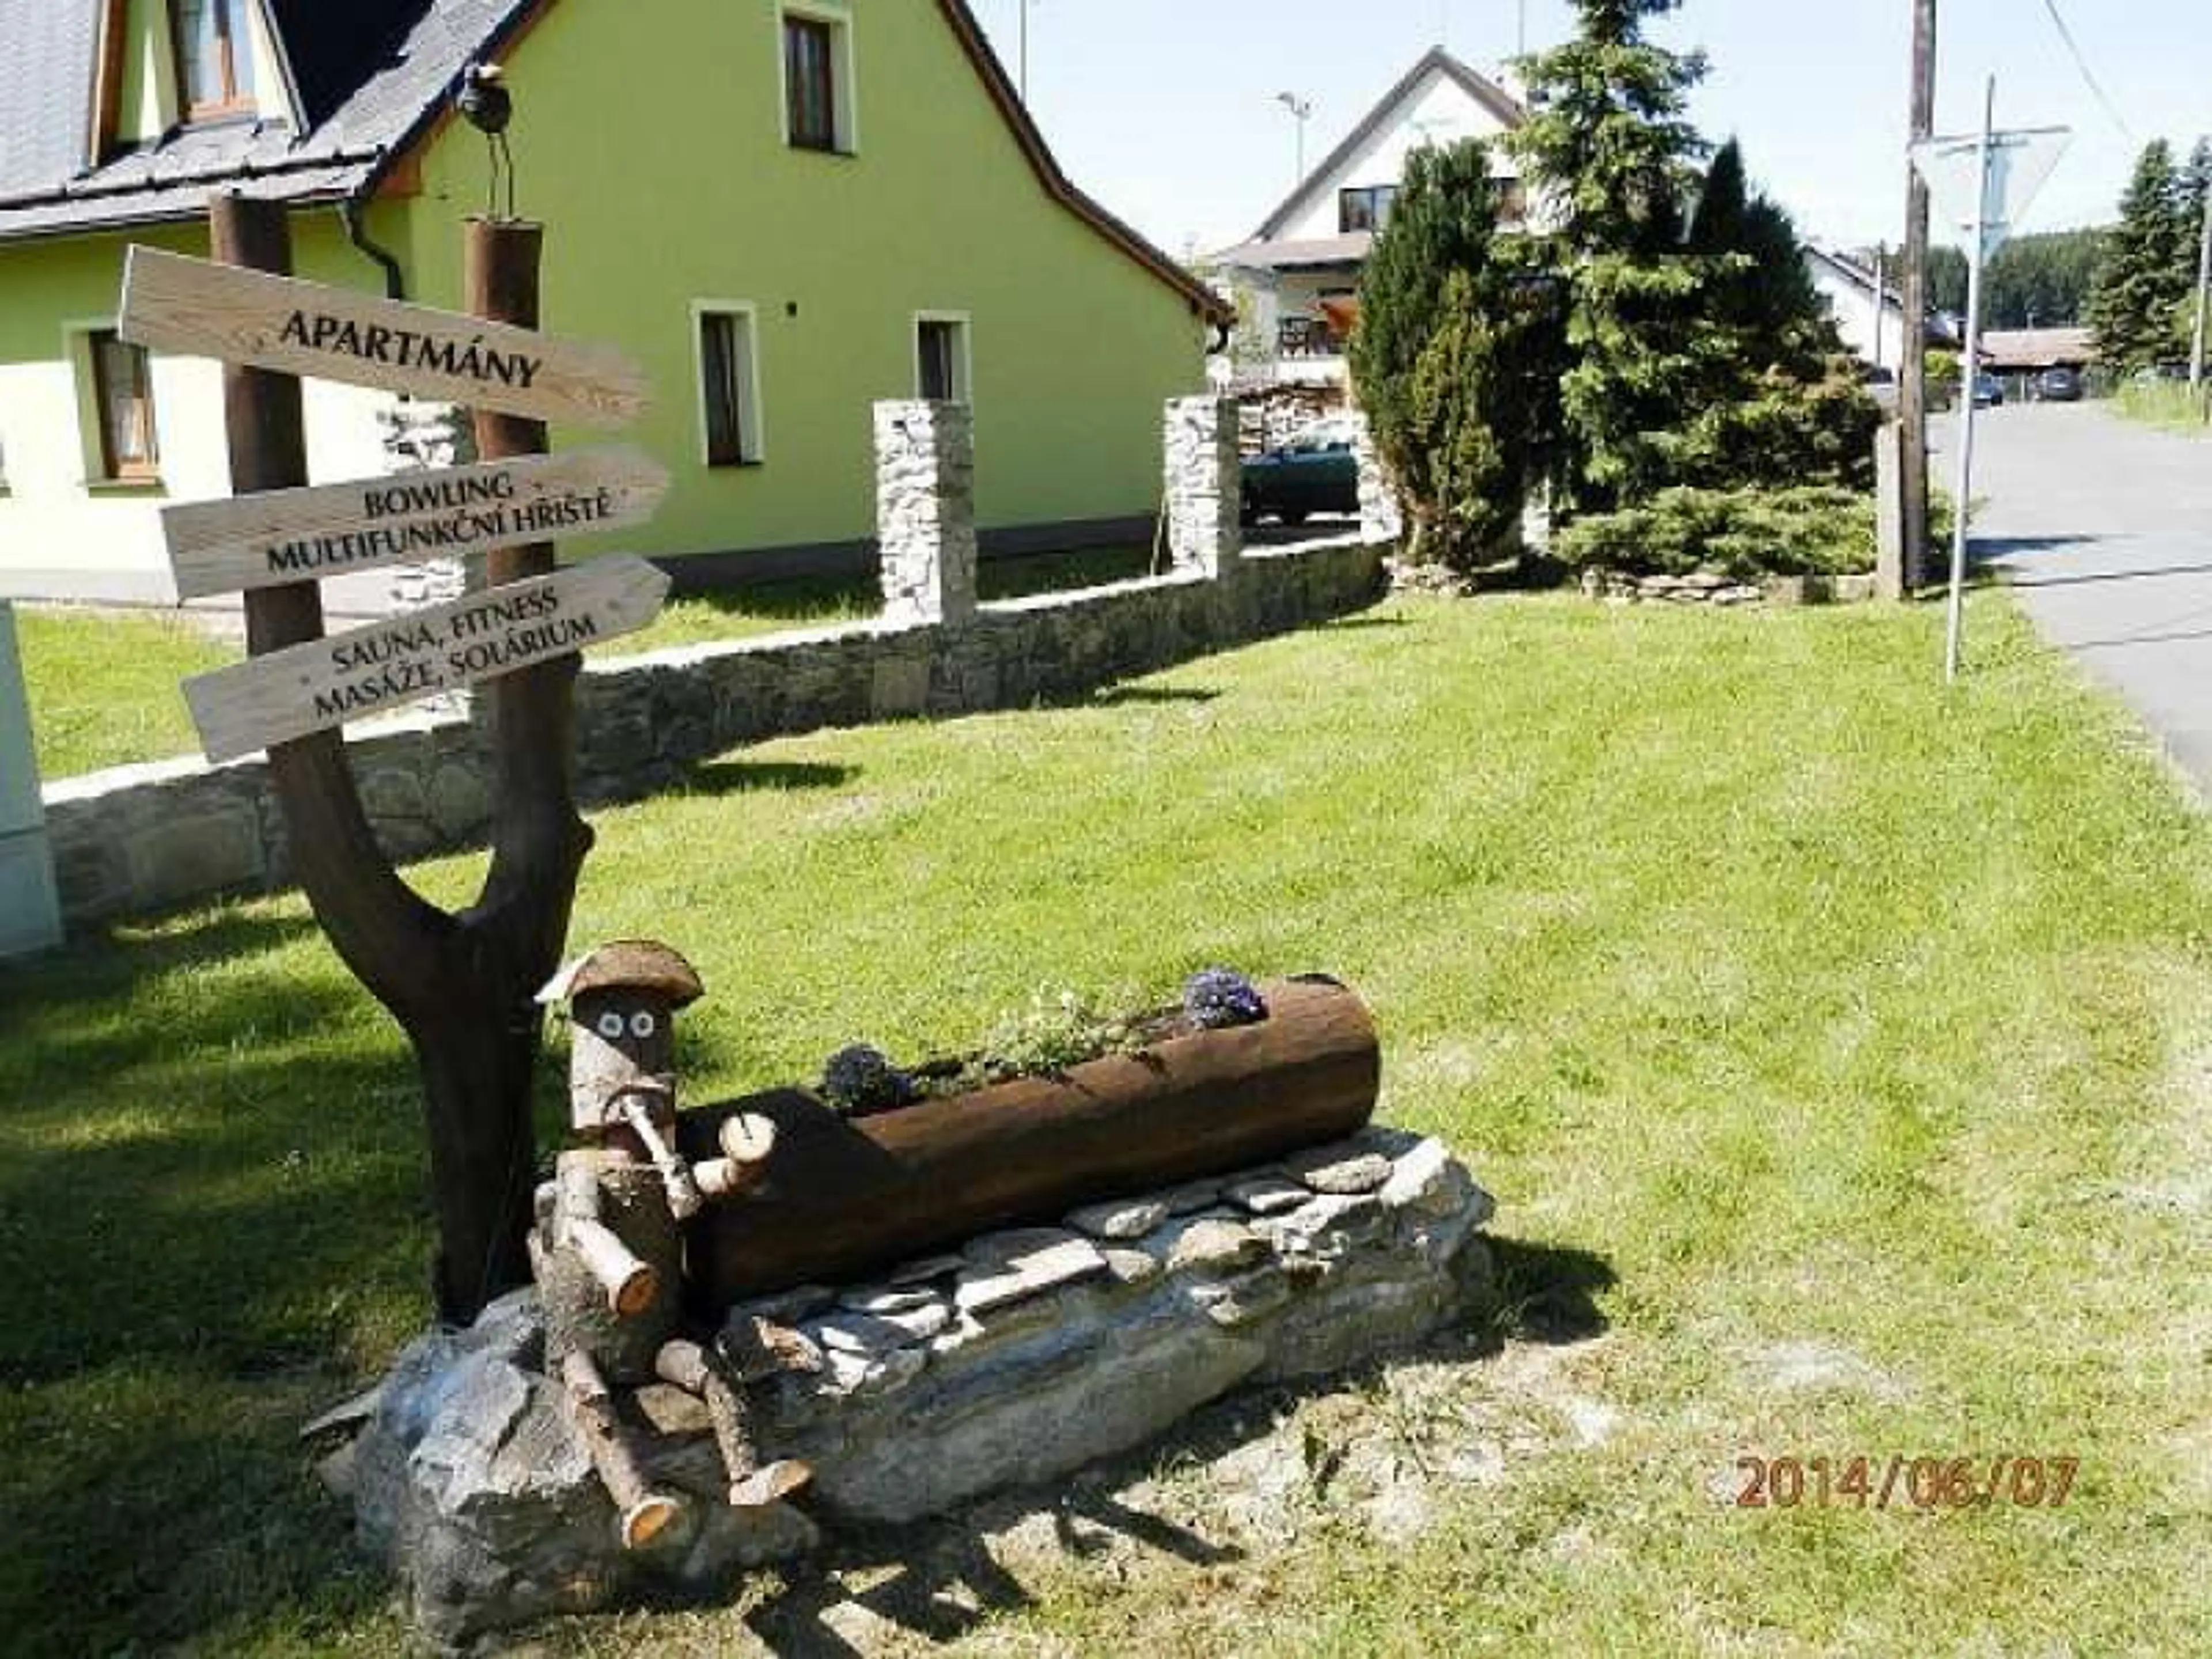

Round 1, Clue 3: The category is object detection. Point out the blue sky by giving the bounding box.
[967,1,2209,256]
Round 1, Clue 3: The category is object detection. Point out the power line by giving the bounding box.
[2037,0,2133,142]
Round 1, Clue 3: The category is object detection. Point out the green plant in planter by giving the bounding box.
[974,987,1141,1084]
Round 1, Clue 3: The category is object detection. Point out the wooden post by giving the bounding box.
[1897,0,1938,593]
[211,195,594,1322]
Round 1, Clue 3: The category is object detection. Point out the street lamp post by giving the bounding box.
[1275,91,1313,184]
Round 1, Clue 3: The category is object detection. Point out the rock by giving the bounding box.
[1158,1177,1224,1215]
[733,1283,835,1327]
[886,1253,965,1286]
[838,1283,942,1316]
[1066,1196,1171,1240]
[804,1311,925,1358]
[954,1235,1108,1315]
[1380,1139,1494,1225]
[1164,1217,1270,1275]
[1102,1247,1162,1286]
[1261,1192,1387,1259]
[1226,1176,1311,1215]
[1282,1144,1393,1195]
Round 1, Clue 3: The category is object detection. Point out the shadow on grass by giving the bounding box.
[1085,685,1221,708]
[1486,1236,1617,1344]
[683,759,863,797]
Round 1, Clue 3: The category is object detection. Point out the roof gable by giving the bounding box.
[1251,47,1524,243]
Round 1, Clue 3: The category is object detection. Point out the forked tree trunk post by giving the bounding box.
[213,195,590,1322]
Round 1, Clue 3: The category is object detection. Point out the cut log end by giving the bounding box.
[620,1493,684,1551]
[730,1459,813,1510]
[719,1112,778,1166]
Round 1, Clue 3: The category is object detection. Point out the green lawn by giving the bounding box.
[12,546,1166,781]
[2,590,2207,1654]
[2113,378,2211,435]
[12,605,233,781]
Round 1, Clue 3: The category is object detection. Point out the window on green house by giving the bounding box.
[698,308,762,467]
[173,0,256,120]
[916,316,970,404]
[91,331,160,481]
[787,16,836,151]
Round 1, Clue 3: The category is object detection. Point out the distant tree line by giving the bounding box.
[1853,230,2109,332]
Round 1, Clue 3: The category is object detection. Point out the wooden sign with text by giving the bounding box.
[161,446,670,599]
[120,247,650,428]
[184,555,671,762]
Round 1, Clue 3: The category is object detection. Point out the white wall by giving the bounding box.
[1273,71,1520,244]
[1810,260,1906,374]
[0,355,399,603]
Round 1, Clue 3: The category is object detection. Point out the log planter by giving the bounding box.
[677,976,1380,1311]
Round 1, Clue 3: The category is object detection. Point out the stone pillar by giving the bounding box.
[875,400,978,627]
[380,402,477,717]
[0,603,63,960]
[1350,412,1404,548]
[1163,396,1242,578]
[380,401,478,612]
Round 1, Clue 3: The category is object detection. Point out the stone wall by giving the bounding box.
[1580,569,1878,607]
[346,1126,1494,1650]
[44,539,1384,926]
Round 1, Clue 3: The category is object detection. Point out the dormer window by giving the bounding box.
[173,0,256,121]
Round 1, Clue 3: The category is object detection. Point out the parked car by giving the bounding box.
[1241,416,1359,525]
[1971,371,2005,408]
[2032,366,2084,403]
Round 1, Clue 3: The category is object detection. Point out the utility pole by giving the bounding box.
[1018,0,1035,103]
[1897,0,1938,592]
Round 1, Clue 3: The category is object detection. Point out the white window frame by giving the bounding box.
[913,310,974,406]
[691,301,765,468]
[776,1,859,154]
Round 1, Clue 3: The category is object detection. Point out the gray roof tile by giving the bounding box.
[0,0,531,241]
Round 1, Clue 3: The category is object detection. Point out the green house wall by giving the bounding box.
[0,0,1209,596]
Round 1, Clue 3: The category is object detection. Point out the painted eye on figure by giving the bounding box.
[596,1011,626,1040]
[628,1010,658,1040]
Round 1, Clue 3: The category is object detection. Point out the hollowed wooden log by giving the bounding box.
[679,976,1379,1310]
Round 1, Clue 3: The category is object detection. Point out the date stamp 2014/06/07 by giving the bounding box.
[1735,1455,2079,1511]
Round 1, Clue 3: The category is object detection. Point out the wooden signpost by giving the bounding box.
[146,194,673,1320]
[162,446,669,599]
[120,245,651,429]
[184,555,671,761]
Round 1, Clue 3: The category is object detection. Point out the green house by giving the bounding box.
[0,0,1229,604]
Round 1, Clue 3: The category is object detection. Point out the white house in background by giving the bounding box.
[1209,48,1527,387]
[1802,245,1957,374]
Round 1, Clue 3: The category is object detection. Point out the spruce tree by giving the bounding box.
[2088,139,2193,370]
[1506,0,1713,509]
[1350,139,1555,569]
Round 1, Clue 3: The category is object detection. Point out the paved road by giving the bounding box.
[1953,402,2212,789]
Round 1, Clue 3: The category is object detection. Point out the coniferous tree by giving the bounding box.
[1506,0,1715,510]
[1351,139,1558,568]
[2088,139,2194,369]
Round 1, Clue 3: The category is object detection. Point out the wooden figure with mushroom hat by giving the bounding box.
[528,941,806,1550]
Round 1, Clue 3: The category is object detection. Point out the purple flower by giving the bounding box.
[1183,968,1268,1031]
[820,1045,916,1116]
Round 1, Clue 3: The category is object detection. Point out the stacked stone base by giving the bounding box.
[1580,567,1878,607]
[347,1127,1494,1648]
